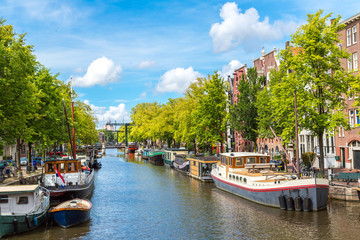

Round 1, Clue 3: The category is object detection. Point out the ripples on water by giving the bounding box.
[8,149,360,240]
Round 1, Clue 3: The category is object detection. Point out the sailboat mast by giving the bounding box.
[71,93,77,160]
[63,99,74,158]
[295,91,300,178]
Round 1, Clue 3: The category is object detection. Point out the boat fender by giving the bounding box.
[13,217,18,233]
[286,196,294,211]
[295,197,303,211]
[26,214,33,228]
[278,195,287,210]
[33,216,38,227]
[303,197,312,212]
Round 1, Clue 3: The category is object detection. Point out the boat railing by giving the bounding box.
[28,187,50,215]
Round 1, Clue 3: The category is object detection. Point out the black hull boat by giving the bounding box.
[211,152,329,211]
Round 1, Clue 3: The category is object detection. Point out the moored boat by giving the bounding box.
[211,152,329,211]
[162,148,189,167]
[42,158,94,202]
[188,156,220,182]
[173,154,190,174]
[0,185,50,238]
[148,150,164,166]
[128,144,138,154]
[142,149,150,160]
[50,198,92,228]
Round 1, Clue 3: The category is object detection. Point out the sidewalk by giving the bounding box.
[1,166,43,186]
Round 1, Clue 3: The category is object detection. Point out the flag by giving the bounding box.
[55,166,65,188]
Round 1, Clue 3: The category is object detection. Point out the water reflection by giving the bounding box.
[5,148,360,240]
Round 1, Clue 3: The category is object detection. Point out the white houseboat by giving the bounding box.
[0,185,50,238]
[211,152,329,211]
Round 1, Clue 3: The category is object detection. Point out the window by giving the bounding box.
[356,110,360,125]
[221,155,227,165]
[347,28,352,46]
[247,157,256,164]
[46,163,54,173]
[350,110,354,127]
[235,157,244,166]
[229,158,233,166]
[353,52,358,71]
[57,163,65,172]
[244,178,247,184]
[348,56,352,72]
[193,161,196,166]
[0,195,8,203]
[259,157,267,163]
[353,26,357,44]
[17,196,28,204]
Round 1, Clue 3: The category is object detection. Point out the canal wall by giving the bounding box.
[329,185,360,201]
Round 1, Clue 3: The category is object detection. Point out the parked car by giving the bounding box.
[20,157,28,166]
[32,157,43,166]
[1,159,15,167]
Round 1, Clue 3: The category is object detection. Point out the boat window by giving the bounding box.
[17,196,28,205]
[57,163,65,172]
[0,195,8,203]
[240,177,242,182]
[236,176,239,180]
[193,161,196,166]
[259,157,267,163]
[229,174,232,178]
[244,178,247,184]
[233,175,236,180]
[221,155,227,164]
[46,163,54,173]
[229,158,233,166]
[68,162,77,172]
[247,157,256,164]
[235,157,244,166]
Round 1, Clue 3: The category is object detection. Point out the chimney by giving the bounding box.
[285,41,290,48]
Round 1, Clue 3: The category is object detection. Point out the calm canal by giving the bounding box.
[7,148,360,239]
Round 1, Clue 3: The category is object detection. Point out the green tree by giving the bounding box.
[74,101,98,145]
[0,19,38,168]
[194,73,227,152]
[230,68,261,151]
[269,10,356,174]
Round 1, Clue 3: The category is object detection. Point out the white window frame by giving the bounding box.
[350,110,354,127]
[347,28,352,46]
[353,52,358,71]
[353,26,357,44]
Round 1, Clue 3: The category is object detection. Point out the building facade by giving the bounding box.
[231,65,254,152]
[335,12,360,169]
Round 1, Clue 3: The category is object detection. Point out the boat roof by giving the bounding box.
[220,152,269,158]
[187,156,220,162]
[0,185,38,194]
[164,148,188,152]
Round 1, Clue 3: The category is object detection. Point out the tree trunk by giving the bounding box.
[318,132,325,175]
[28,142,32,169]
[16,137,21,171]
[193,139,197,155]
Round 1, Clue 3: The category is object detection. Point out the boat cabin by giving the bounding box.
[187,156,220,182]
[0,185,43,215]
[44,159,83,187]
[219,152,272,171]
[163,148,189,166]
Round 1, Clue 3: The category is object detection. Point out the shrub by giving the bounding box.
[302,152,316,167]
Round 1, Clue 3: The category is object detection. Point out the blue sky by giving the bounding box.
[1,0,359,128]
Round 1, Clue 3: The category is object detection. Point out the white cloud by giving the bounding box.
[140,91,147,98]
[137,60,157,69]
[219,60,243,80]
[209,2,299,52]
[156,67,202,94]
[71,57,122,87]
[84,100,130,127]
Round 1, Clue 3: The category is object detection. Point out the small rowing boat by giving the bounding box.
[50,199,92,228]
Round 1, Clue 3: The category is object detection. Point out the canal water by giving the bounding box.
[7,148,360,239]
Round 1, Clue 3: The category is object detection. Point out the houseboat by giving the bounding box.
[188,156,220,182]
[162,148,189,167]
[0,185,50,238]
[211,152,329,211]
[148,150,164,166]
[128,144,138,154]
[142,149,150,160]
[173,154,190,174]
[42,158,94,201]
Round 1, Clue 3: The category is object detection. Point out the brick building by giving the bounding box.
[335,12,360,169]
[231,65,253,152]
